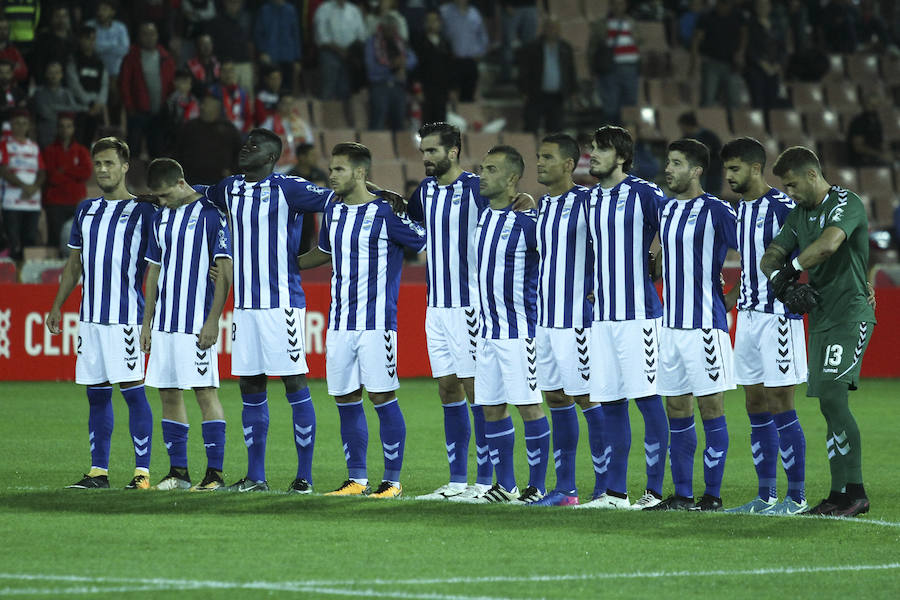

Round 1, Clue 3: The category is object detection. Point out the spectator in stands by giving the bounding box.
[677,0,705,49]
[500,0,539,82]
[0,17,28,85]
[365,14,418,132]
[88,1,130,80]
[31,5,75,84]
[622,119,661,183]
[182,0,217,41]
[87,0,130,127]
[42,113,91,249]
[67,25,109,146]
[0,109,44,260]
[253,65,283,126]
[819,0,858,53]
[208,60,252,135]
[254,0,303,96]
[411,10,452,124]
[846,91,893,168]
[597,0,641,125]
[31,61,84,149]
[205,0,254,95]
[119,21,176,159]
[287,142,327,184]
[187,33,220,98]
[0,59,28,132]
[173,94,241,184]
[0,1,39,54]
[517,17,576,134]
[129,0,180,47]
[691,0,747,108]
[314,0,368,100]
[259,95,314,172]
[744,0,789,110]
[365,0,410,41]
[677,111,723,195]
[164,70,199,152]
[440,0,488,103]
[401,0,439,40]
[856,0,896,53]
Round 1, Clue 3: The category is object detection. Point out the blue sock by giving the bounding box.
[524,416,550,494]
[287,388,316,482]
[582,404,606,497]
[636,395,667,496]
[471,404,493,486]
[602,400,631,496]
[702,415,729,499]
[337,400,368,481]
[774,409,806,503]
[161,419,189,470]
[550,404,578,494]
[201,420,226,471]
[375,398,406,483]
[443,400,470,484]
[669,415,697,499]
[86,386,114,470]
[121,385,152,471]
[485,416,516,492]
[749,411,778,500]
[241,392,269,482]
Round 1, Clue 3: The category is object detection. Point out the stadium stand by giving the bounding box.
[19,259,67,284]
[0,259,16,283]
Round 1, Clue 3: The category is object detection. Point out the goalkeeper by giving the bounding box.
[760,146,876,518]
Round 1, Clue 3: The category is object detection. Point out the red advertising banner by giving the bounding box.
[0,282,897,381]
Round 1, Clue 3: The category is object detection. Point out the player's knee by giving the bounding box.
[543,389,571,408]
[437,376,464,404]
[697,393,724,420]
[482,404,509,421]
[517,403,545,421]
[768,386,795,414]
[369,391,396,405]
[665,395,693,418]
[239,374,267,394]
[282,374,307,394]
[335,389,364,404]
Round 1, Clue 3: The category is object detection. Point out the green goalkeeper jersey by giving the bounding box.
[771,185,876,332]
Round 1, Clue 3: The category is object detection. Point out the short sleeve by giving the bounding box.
[712,200,738,251]
[407,181,425,223]
[825,192,866,240]
[520,210,538,249]
[282,177,334,213]
[640,182,666,230]
[67,200,90,249]
[209,208,232,260]
[204,179,228,212]
[317,207,332,254]
[771,208,799,254]
[382,203,426,253]
[145,212,162,264]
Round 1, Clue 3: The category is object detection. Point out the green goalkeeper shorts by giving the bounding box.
[806,321,874,397]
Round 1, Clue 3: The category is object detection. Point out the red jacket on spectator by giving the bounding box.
[42,139,92,207]
[119,44,176,113]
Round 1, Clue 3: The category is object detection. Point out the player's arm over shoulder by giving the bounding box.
[281,174,334,212]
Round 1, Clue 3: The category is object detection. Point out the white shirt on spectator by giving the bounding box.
[314,0,367,49]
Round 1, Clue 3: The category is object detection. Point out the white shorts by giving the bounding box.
[658,327,736,397]
[536,326,590,396]
[590,317,661,402]
[145,330,219,390]
[474,337,542,406]
[231,307,308,377]
[734,311,808,387]
[425,306,479,378]
[75,322,145,385]
[326,329,399,396]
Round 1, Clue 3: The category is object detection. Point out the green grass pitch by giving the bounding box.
[1,379,899,598]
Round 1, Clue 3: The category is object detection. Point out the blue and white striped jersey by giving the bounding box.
[475,206,539,339]
[205,174,333,310]
[146,194,232,334]
[68,197,157,325]
[587,175,665,322]
[659,193,738,332]
[407,172,489,308]
[537,185,593,329]
[736,188,798,317]
[319,196,426,331]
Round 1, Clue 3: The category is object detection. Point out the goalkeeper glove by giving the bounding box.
[782,282,820,314]
[769,258,802,299]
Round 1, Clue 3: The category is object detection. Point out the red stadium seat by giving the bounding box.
[395,131,422,162]
[373,160,406,195]
[818,139,849,169]
[320,128,358,159]
[804,109,843,140]
[696,107,730,140]
[464,132,501,164]
[359,131,396,161]
[656,106,684,143]
[789,83,824,111]
[767,109,807,146]
[316,100,352,129]
[825,82,860,111]
[830,167,859,192]
[859,166,897,224]
[821,54,846,82]
[846,53,880,82]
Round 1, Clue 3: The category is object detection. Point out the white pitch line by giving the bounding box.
[2,563,900,595]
